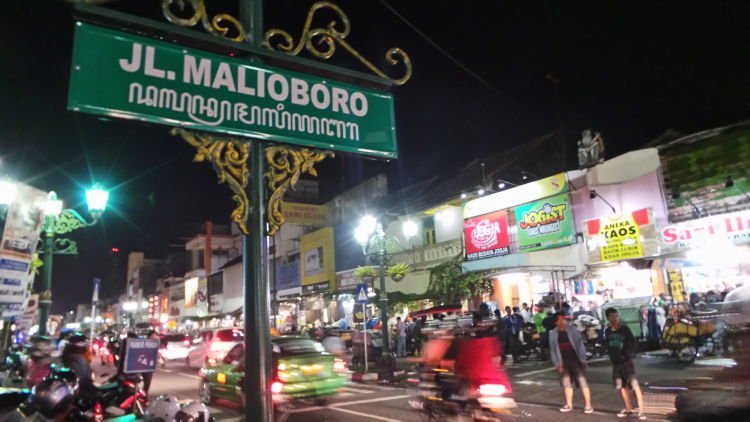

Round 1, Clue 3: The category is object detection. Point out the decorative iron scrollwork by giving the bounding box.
[54,210,92,235]
[162,0,247,42]
[171,128,251,234]
[264,1,412,85]
[266,146,333,235]
[53,238,79,255]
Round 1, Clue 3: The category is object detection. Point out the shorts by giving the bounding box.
[612,360,639,390]
[560,364,589,390]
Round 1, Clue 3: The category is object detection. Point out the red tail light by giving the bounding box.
[271,381,284,394]
[94,402,104,422]
[478,384,507,396]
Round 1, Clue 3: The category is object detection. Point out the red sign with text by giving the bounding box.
[464,211,510,261]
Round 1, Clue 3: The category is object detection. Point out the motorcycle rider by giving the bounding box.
[61,333,97,401]
[455,303,510,390]
[26,335,54,387]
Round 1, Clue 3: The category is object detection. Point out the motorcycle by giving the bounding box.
[408,367,516,421]
[0,344,28,387]
[573,314,606,360]
[11,366,146,421]
[520,323,542,360]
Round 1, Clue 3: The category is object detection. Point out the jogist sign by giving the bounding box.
[463,211,510,261]
[68,23,397,158]
[661,209,750,250]
[514,193,575,252]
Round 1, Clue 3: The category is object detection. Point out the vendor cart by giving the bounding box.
[662,314,717,362]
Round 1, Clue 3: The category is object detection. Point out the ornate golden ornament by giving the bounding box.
[264,1,412,85]
[266,146,333,235]
[171,128,251,234]
[162,0,247,42]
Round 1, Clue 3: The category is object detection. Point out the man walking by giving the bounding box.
[506,307,524,362]
[549,312,593,414]
[604,308,646,419]
[396,317,407,357]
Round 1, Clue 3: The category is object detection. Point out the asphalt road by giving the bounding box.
[127,352,735,421]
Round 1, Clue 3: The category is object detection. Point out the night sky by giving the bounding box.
[1,1,748,312]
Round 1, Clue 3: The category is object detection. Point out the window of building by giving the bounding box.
[423,216,436,245]
[208,272,223,296]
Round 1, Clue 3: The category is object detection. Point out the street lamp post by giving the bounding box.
[355,216,417,356]
[38,185,109,336]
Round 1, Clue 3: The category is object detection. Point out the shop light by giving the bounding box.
[0,181,17,206]
[478,189,486,196]
[460,193,468,199]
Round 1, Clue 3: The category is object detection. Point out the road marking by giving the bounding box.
[339,386,376,394]
[290,394,410,414]
[160,369,173,373]
[331,394,411,407]
[175,372,201,380]
[328,406,402,421]
[515,357,608,377]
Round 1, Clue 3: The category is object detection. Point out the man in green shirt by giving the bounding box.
[605,308,645,420]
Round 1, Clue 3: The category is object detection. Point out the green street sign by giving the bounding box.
[68,23,398,158]
[514,193,575,252]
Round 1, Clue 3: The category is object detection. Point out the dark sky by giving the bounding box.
[1,1,748,312]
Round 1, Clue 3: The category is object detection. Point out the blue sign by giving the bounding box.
[276,262,301,291]
[0,259,28,272]
[355,283,369,304]
[123,338,160,374]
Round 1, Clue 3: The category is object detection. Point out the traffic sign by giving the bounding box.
[355,283,369,304]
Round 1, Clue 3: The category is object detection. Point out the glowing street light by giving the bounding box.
[402,220,418,240]
[38,185,109,336]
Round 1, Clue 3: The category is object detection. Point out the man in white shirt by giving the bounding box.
[395,317,407,357]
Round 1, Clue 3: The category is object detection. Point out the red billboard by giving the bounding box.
[463,210,510,261]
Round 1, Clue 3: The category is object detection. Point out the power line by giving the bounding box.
[378,0,518,104]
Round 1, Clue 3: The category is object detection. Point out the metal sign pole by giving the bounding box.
[242,140,272,422]
[363,302,368,374]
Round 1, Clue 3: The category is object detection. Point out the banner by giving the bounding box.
[300,227,335,291]
[0,183,46,314]
[660,209,750,251]
[68,23,398,159]
[464,173,568,219]
[281,202,329,226]
[463,211,510,261]
[276,261,301,291]
[184,277,198,308]
[584,208,654,263]
[514,193,575,252]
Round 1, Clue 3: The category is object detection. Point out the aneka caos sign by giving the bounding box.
[463,211,510,261]
[68,24,397,158]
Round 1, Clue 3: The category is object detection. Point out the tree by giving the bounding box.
[426,253,493,309]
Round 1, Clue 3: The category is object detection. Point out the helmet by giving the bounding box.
[63,333,89,355]
[144,395,181,421]
[29,377,76,418]
[29,336,53,360]
[175,401,211,421]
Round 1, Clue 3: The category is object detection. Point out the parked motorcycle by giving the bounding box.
[520,322,541,360]
[573,314,606,360]
[0,344,28,388]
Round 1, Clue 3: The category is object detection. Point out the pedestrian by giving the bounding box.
[494,309,508,364]
[505,307,523,362]
[604,308,645,419]
[520,302,532,322]
[143,330,160,397]
[549,311,593,414]
[396,317,407,357]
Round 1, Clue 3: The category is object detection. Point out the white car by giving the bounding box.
[186,328,244,369]
[159,333,193,367]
